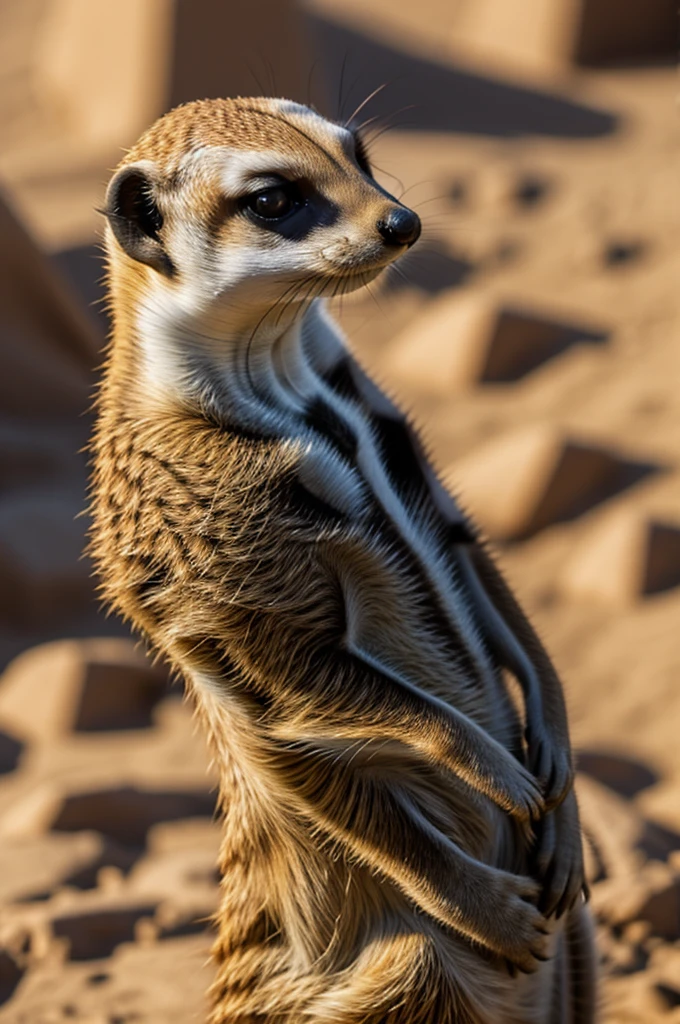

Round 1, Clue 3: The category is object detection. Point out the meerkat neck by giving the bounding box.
[104,283,347,433]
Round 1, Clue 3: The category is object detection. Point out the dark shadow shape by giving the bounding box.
[642,522,680,597]
[603,240,646,267]
[51,786,217,847]
[0,952,23,1007]
[485,238,525,270]
[656,983,680,1010]
[0,729,23,775]
[306,13,619,138]
[480,307,608,382]
[638,820,680,863]
[158,914,213,941]
[384,239,474,295]
[557,457,661,527]
[52,245,109,338]
[448,179,468,206]
[577,751,658,798]
[185,866,221,886]
[15,840,141,905]
[516,449,662,539]
[86,973,110,986]
[52,905,157,961]
[73,661,172,733]
[513,174,552,209]
[575,0,677,66]
[15,889,53,903]
[63,840,139,890]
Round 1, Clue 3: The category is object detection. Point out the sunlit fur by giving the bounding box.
[89,97,597,1023]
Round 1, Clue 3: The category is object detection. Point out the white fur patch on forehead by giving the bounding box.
[217,149,309,194]
[177,140,346,198]
[177,145,300,193]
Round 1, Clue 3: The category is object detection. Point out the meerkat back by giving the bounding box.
[90,97,596,1024]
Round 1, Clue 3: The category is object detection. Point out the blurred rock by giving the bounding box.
[0,193,95,397]
[0,783,68,842]
[560,510,680,605]
[577,774,649,880]
[0,950,24,1006]
[390,291,607,393]
[654,981,680,1011]
[0,491,95,635]
[1,886,159,964]
[0,728,23,775]
[513,173,552,210]
[307,4,618,137]
[448,426,657,541]
[0,781,216,848]
[447,0,676,74]
[581,777,680,943]
[0,833,137,905]
[577,751,657,798]
[638,875,680,942]
[52,786,216,847]
[0,639,169,741]
[52,903,158,961]
[603,239,647,268]
[33,0,315,167]
[605,970,678,1023]
[0,932,212,1022]
[593,862,680,940]
[0,194,113,667]
[1,0,317,252]
[648,946,680,1005]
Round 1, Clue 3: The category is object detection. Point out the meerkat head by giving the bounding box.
[104,97,420,348]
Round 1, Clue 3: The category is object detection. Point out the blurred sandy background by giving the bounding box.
[0,1,678,1021]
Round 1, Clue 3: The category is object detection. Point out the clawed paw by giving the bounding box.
[532,790,585,919]
[487,875,552,974]
[490,759,545,824]
[525,724,573,811]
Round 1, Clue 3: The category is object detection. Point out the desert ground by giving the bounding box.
[0,1,678,1021]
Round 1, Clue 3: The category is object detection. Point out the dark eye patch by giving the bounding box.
[239,178,340,241]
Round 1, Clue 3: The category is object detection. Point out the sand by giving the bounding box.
[0,1,678,1020]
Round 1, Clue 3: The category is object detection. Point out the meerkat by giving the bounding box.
[89,97,596,1024]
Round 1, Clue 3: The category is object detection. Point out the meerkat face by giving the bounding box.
[105,98,420,339]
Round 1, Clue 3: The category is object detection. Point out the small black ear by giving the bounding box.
[105,165,174,276]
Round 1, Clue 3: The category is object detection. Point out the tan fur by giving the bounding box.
[89,97,596,1023]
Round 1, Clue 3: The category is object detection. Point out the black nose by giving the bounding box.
[376,207,421,248]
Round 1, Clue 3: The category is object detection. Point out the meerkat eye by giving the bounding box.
[244,183,302,222]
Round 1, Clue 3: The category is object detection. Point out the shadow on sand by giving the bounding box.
[306,14,620,138]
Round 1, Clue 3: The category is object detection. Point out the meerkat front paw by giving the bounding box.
[483,755,545,823]
[532,788,586,919]
[478,873,552,975]
[524,717,574,811]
